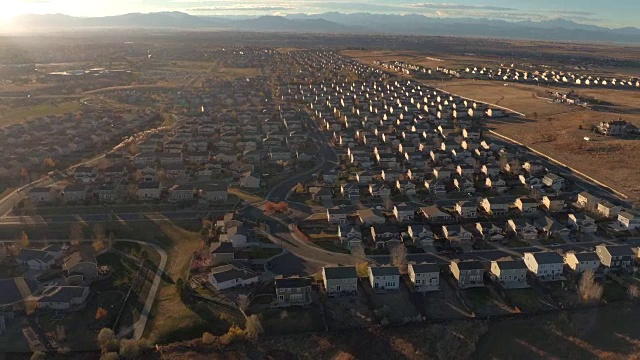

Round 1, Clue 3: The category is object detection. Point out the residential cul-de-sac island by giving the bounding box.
[1,47,639,355]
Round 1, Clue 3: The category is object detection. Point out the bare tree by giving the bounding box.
[237,294,250,312]
[577,270,603,303]
[390,243,408,273]
[628,284,640,300]
[97,328,118,353]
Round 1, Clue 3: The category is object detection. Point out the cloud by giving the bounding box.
[410,2,516,11]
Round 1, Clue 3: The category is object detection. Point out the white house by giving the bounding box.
[523,252,565,281]
[368,265,400,291]
[208,264,259,290]
[37,286,90,310]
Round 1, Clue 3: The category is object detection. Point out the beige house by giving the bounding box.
[490,258,529,289]
[563,252,600,273]
[408,263,440,292]
[450,260,484,288]
[322,266,358,295]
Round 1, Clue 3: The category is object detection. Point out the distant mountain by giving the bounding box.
[4,11,640,44]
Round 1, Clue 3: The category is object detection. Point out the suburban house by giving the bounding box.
[595,244,635,271]
[208,264,259,290]
[420,205,453,224]
[274,276,313,306]
[16,249,56,271]
[542,173,565,190]
[327,207,349,224]
[523,252,565,281]
[368,265,401,292]
[37,286,90,310]
[563,252,601,273]
[136,181,162,200]
[408,263,440,292]
[442,225,473,241]
[310,187,333,202]
[618,210,640,230]
[201,182,229,203]
[450,260,485,288]
[393,203,417,222]
[567,213,598,232]
[338,225,362,248]
[357,208,386,226]
[534,216,570,238]
[455,200,478,218]
[73,166,98,183]
[209,242,235,266]
[28,187,53,204]
[62,246,98,284]
[597,200,621,218]
[407,225,434,247]
[480,198,509,216]
[490,258,529,289]
[370,225,401,248]
[223,226,250,248]
[322,266,358,295]
[506,219,538,241]
[542,195,565,212]
[514,197,538,214]
[577,191,599,210]
[168,184,195,203]
[240,171,261,189]
[63,184,87,203]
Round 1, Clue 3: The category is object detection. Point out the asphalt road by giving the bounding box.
[266,115,339,202]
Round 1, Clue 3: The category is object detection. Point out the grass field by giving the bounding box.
[0,100,82,126]
[142,219,209,344]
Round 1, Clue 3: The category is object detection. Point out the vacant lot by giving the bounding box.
[324,291,376,330]
[0,100,82,126]
[475,303,640,360]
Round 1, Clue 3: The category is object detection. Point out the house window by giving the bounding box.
[336,285,341,292]
[278,295,284,301]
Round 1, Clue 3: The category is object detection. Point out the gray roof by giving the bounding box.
[274,276,312,289]
[453,260,484,271]
[210,265,257,283]
[599,244,635,257]
[210,242,235,254]
[494,259,527,270]
[323,266,358,279]
[410,263,440,273]
[529,251,564,264]
[571,252,600,262]
[370,266,400,277]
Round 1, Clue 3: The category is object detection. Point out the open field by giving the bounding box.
[0,100,82,127]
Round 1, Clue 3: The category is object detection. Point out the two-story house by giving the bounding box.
[274,276,313,306]
[450,260,485,288]
[490,258,529,289]
[523,252,565,281]
[368,265,401,292]
[322,266,358,295]
[563,252,601,273]
[408,263,440,292]
[595,244,635,271]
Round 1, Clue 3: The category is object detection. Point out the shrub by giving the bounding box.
[202,332,217,345]
[119,339,149,359]
[100,352,120,360]
[98,328,119,353]
[220,324,246,346]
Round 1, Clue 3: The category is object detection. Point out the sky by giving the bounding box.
[2,0,639,28]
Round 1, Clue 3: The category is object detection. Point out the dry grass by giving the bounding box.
[144,219,205,343]
[0,100,82,126]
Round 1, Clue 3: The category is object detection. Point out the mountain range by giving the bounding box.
[5,11,640,44]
